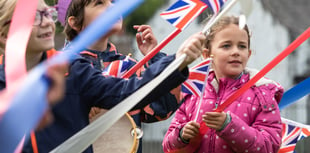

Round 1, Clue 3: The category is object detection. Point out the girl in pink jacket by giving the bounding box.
[163,16,283,153]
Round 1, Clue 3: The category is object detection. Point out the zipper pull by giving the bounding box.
[215,97,219,109]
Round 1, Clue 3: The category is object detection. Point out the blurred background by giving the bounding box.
[47,0,310,152]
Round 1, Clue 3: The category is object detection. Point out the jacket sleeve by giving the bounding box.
[70,55,188,110]
[138,86,182,123]
[147,52,167,66]
[131,52,181,123]
[216,84,283,153]
[162,95,194,152]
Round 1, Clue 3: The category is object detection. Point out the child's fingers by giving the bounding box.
[136,33,143,45]
[138,25,151,32]
[133,25,140,30]
[205,112,222,117]
[186,124,199,134]
[182,127,198,139]
[144,33,152,40]
[203,112,226,121]
[205,123,220,130]
[133,25,151,32]
[141,30,152,40]
[202,118,222,130]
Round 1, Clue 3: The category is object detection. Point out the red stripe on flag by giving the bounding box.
[160,6,191,16]
[302,128,310,136]
[282,123,286,140]
[283,127,300,143]
[110,61,120,77]
[183,81,199,96]
[213,0,220,12]
[191,60,211,69]
[188,72,206,81]
[279,145,295,153]
[176,0,206,29]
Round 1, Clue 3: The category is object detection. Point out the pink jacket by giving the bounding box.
[163,68,284,153]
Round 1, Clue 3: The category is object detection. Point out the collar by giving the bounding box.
[80,42,118,57]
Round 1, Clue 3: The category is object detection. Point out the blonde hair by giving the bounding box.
[204,15,251,50]
[0,0,17,37]
[0,0,17,52]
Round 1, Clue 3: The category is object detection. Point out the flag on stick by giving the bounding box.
[200,0,227,13]
[102,56,133,78]
[279,118,310,153]
[123,0,228,78]
[181,58,212,96]
[160,0,207,30]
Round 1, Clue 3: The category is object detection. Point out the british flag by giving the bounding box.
[160,0,227,30]
[102,56,133,78]
[200,0,227,13]
[279,118,310,153]
[181,58,212,96]
[160,0,207,30]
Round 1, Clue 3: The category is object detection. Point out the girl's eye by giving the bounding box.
[239,45,247,49]
[94,0,104,5]
[222,44,230,48]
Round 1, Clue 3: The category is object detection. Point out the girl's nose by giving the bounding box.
[40,16,54,27]
[231,46,240,56]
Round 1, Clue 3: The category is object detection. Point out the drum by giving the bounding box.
[89,109,139,153]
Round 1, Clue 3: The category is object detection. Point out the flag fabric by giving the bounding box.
[181,58,212,96]
[279,118,310,153]
[200,0,227,13]
[160,0,207,30]
[102,56,133,78]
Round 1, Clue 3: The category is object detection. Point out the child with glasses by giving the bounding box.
[0,0,67,133]
[0,0,205,153]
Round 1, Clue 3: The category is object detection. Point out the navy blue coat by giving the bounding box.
[0,53,188,153]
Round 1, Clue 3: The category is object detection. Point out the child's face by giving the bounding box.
[209,24,251,79]
[27,0,55,54]
[83,0,122,33]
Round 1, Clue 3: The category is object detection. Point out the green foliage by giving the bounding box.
[45,0,57,6]
[124,0,167,35]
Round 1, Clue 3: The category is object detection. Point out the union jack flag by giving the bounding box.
[279,118,310,153]
[181,58,212,96]
[200,0,227,13]
[102,56,133,78]
[160,0,227,30]
[160,0,207,30]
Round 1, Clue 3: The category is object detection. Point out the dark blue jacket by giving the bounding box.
[80,43,181,124]
[0,53,188,153]
[80,43,182,153]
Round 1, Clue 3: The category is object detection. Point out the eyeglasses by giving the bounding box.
[34,7,58,26]
[3,7,58,27]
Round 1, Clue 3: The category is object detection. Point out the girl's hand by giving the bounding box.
[202,112,227,131]
[134,25,158,56]
[177,32,206,70]
[89,107,102,119]
[181,121,200,141]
